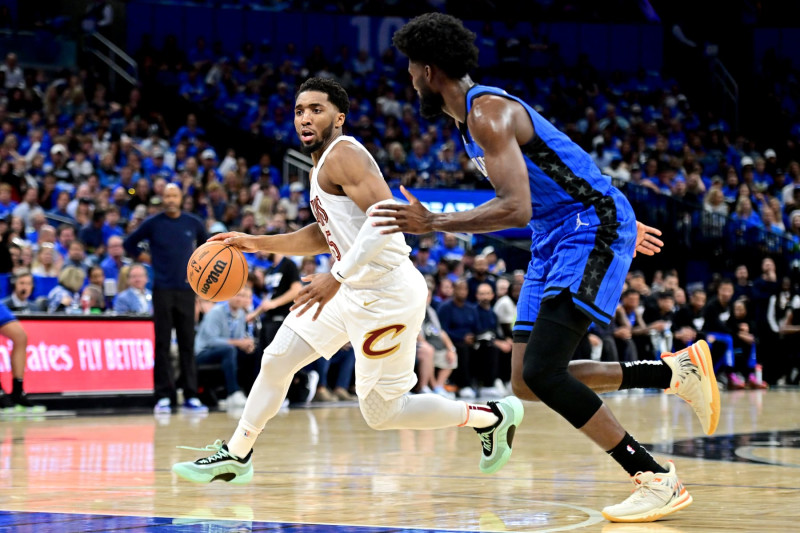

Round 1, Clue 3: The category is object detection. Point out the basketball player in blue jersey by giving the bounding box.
[375,13,720,523]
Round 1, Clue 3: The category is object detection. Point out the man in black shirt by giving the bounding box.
[643,291,676,356]
[702,279,737,387]
[246,253,302,390]
[672,288,707,351]
[124,184,208,413]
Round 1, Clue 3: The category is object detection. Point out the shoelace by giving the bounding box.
[677,354,700,381]
[177,438,225,453]
[627,472,671,503]
[478,430,493,453]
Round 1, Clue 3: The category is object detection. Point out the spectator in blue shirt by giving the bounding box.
[179,67,209,104]
[0,183,18,217]
[101,235,131,283]
[730,196,763,228]
[79,209,106,254]
[188,36,213,67]
[46,190,75,225]
[436,279,480,398]
[172,113,206,148]
[248,153,281,186]
[54,224,75,259]
[194,287,253,409]
[406,138,436,179]
[431,232,466,264]
[412,244,437,276]
[101,205,124,244]
[113,263,152,315]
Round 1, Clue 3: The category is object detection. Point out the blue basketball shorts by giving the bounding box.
[0,302,17,328]
[513,193,636,337]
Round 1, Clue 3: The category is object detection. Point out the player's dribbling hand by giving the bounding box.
[634,221,663,257]
[291,273,341,321]
[208,232,261,253]
[370,186,435,235]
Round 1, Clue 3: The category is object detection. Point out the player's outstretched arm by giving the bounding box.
[208,224,329,255]
[372,96,532,234]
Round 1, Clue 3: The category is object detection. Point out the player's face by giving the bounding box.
[295,91,340,155]
[408,61,444,119]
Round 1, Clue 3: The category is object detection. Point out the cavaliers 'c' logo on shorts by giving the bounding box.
[362,325,407,359]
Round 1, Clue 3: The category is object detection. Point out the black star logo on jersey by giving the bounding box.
[524,138,622,303]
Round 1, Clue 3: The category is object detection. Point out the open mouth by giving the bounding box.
[300,129,315,142]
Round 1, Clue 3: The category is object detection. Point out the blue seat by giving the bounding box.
[32,275,59,299]
[0,273,10,299]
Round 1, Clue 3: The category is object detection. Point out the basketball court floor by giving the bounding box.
[1,388,798,532]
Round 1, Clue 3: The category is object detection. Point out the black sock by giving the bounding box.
[619,360,672,390]
[12,378,23,396]
[607,433,667,476]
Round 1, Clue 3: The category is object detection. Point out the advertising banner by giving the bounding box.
[0,318,154,394]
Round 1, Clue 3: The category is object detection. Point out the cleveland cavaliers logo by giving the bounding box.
[362,325,407,359]
[310,196,328,225]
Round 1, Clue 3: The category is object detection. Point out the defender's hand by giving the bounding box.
[370,186,435,235]
[291,273,341,321]
[634,222,663,257]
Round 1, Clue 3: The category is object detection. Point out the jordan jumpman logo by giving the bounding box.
[575,213,589,230]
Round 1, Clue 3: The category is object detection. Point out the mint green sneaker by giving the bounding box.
[476,396,524,474]
[172,440,253,484]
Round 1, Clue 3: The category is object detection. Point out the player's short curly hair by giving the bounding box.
[296,77,350,115]
[392,13,478,80]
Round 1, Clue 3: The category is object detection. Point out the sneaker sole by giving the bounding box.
[602,490,693,523]
[692,340,721,435]
[172,463,254,484]
[480,396,524,474]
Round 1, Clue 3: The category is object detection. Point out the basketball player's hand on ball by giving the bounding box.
[292,273,340,320]
[208,232,261,253]
[634,222,663,257]
[370,186,434,235]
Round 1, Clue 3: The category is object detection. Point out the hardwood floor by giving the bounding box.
[1,388,798,532]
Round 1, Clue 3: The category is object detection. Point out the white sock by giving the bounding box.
[462,403,500,429]
[226,326,320,458]
[228,419,261,458]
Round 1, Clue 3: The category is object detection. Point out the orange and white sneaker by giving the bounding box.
[661,340,721,435]
[602,461,692,523]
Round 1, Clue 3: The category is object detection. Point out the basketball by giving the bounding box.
[187,241,248,302]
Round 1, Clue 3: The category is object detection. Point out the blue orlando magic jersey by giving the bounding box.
[458,84,631,234]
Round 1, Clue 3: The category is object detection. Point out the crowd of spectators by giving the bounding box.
[2,13,800,403]
[129,26,800,256]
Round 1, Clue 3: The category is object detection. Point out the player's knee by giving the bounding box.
[3,323,28,347]
[510,375,540,401]
[16,328,28,346]
[358,392,403,431]
[522,361,563,402]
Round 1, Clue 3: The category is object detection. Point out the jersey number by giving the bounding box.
[325,230,342,261]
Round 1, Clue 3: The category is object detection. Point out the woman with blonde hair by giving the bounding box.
[30,243,61,277]
[46,265,86,313]
[116,264,132,294]
[731,195,762,227]
[703,187,728,216]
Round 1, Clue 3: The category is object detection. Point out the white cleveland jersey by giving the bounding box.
[309,135,411,284]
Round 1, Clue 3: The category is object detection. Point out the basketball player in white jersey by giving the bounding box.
[173,77,524,484]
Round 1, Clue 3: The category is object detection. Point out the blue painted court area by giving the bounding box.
[0,511,462,533]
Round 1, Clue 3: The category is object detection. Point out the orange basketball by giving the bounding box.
[187,241,248,302]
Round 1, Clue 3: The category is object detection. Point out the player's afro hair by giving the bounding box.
[296,77,350,115]
[392,13,478,80]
